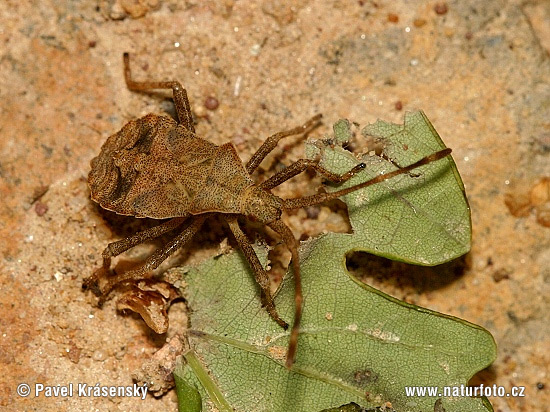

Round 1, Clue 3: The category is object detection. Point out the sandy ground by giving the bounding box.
[0,1,549,411]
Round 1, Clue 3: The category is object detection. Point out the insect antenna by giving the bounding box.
[282,148,452,210]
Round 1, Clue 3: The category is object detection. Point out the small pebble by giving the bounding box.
[394,101,403,111]
[387,13,399,23]
[92,349,107,362]
[67,345,81,364]
[205,96,219,110]
[434,3,448,15]
[35,201,48,216]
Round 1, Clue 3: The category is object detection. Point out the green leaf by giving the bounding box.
[174,112,495,412]
[315,111,471,265]
[174,365,202,412]
[332,119,353,145]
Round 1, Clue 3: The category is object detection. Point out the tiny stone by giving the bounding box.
[92,349,107,362]
[250,44,261,56]
[35,201,48,216]
[67,346,81,364]
[434,3,448,15]
[413,18,427,27]
[205,96,219,110]
[109,2,127,20]
[387,13,399,23]
[394,101,403,111]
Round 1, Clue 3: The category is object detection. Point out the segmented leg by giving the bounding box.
[123,52,195,133]
[91,215,206,300]
[101,216,188,269]
[267,219,302,368]
[260,159,366,190]
[82,217,188,293]
[282,148,452,210]
[246,114,322,174]
[226,216,289,330]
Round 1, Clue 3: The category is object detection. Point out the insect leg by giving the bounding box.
[82,217,188,294]
[225,217,289,330]
[260,158,366,190]
[123,53,195,133]
[246,114,322,174]
[267,219,302,369]
[283,148,452,210]
[96,215,206,298]
[103,217,188,269]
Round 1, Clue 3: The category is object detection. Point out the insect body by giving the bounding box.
[89,114,274,220]
[84,53,451,368]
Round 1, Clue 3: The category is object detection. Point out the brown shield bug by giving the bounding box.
[83,53,451,367]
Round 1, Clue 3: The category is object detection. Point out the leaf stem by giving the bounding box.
[183,350,234,412]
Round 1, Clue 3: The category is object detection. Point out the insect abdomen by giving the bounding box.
[89,114,195,218]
